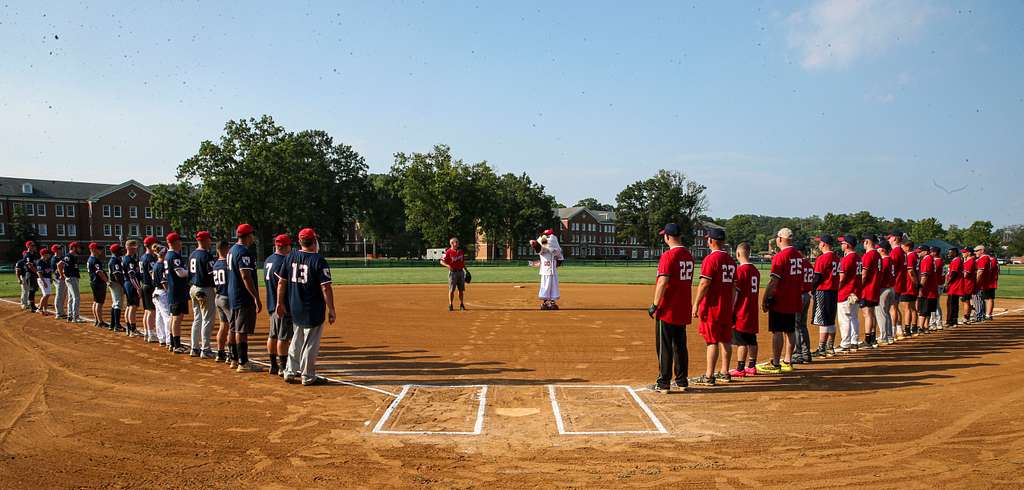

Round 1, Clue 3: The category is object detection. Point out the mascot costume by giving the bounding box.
[530,229,564,310]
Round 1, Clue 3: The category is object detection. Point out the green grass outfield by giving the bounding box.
[3,264,1023,298]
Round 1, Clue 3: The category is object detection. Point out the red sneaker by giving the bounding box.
[743,367,757,377]
[728,368,746,378]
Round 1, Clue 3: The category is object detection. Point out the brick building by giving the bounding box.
[0,177,187,258]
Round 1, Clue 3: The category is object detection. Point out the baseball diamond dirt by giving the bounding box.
[1,283,1023,488]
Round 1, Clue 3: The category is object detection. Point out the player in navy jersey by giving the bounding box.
[227,224,263,372]
[16,250,30,310]
[59,242,85,323]
[107,243,127,332]
[86,242,109,328]
[188,231,217,358]
[164,233,191,354]
[121,240,142,337]
[212,240,232,363]
[21,241,39,311]
[35,248,54,316]
[140,237,159,342]
[151,247,171,346]
[264,234,293,376]
[276,228,335,386]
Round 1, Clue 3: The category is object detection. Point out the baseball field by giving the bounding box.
[2,278,1023,487]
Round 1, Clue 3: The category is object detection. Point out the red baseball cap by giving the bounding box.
[143,236,157,246]
[50,244,60,252]
[298,228,318,240]
[195,231,212,241]
[68,241,79,249]
[236,223,254,236]
[40,247,52,255]
[24,240,35,248]
[109,244,122,253]
[166,232,181,243]
[274,234,292,246]
[88,242,99,250]
[543,229,554,235]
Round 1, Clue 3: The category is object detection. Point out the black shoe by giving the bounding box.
[647,383,670,394]
[671,380,688,391]
[269,366,279,375]
[459,304,466,311]
[448,304,454,311]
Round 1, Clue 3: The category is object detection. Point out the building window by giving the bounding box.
[12,203,20,214]
[56,204,64,217]
[103,205,111,217]
[104,224,112,237]
[145,225,153,236]
[129,206,138,218]
[24,203,34,216]
[114,205,122,218]
[114,224,123,237]
[56,224,66,236]
[129,224,139,236]
[0,223,4,235]
[21,183,33,194]
[144,207,152,219]
[67,205,75,217]
[68,224,77,236]
[157,225,164,236]
[35,204,45,216]
[36,223,48,236]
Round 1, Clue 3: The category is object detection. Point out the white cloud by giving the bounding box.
[786,0,932,70]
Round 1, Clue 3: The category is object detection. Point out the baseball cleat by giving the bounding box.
[236,362,262,373]
[172,346,188,354]
[756,362,781,375]
[302,376,328,386]
[448,304,454,312]
[688,374,715,387]
[714,372,731,383]
[284,374,301,384]
[459,304,466,311]
[671,380,687,391]
[728,368,746,378]
[779,361,794,373]
[743,366,757,376]
[190,349,201,358]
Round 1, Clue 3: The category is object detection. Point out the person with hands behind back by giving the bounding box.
[646,223,694,394]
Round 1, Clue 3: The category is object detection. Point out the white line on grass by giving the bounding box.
[547,384,667,435]
[372,384,488,435]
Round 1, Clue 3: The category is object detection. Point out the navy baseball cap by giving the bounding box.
[706,227,725,240]
[878,241,892,252]
[659,223,681,236]
[838,234,857,245]
[815,234,835,245]
[861,233,877,242]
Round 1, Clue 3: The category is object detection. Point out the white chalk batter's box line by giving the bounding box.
[372,384,488,435]
[548,384,668,435]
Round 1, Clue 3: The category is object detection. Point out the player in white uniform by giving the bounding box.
[532,229,563,310]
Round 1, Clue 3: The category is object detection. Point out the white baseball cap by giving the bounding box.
[777,228,794,239]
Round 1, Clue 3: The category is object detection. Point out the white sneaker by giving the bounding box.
[236,362,262,373]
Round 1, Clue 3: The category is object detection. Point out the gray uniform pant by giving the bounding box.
[53,276,66,316]
[109,282,125,310]
[65,277,81,319]
[190,285,216,351]
[875,287,895,341]
[793,292,812,356]
[287,324,324,382]
[972,292,985,320]
[19,276,30,308]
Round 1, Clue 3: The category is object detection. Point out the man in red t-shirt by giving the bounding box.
[915,246,941,333]
[859,235,883,348]
[900,241,920,335]
[791,249,816,364]
[439,237,467,311]
[886,232,907,336]
[975,246,996,321]
[729,242,760,379]
[944,248,962,327]
[835,235,862,352]
[874,242,897,344]
[690,228,735,386]
[930,248,945,329]
[756,228,803,374]
[960,248,977,324]
[989,253,1000,319]
[810,235,839,357]
[647,223,694,393]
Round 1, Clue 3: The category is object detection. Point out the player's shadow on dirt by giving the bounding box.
[469,307,646,312]
[313,344,586,386]
[725,321,1022,393]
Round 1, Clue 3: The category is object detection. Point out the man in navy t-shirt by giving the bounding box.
[188,231,217,358]
[227,223,263,372]
[50,244,66,319]
[86,242,109,328]
[212,240,232,363]
[139,236,159,342]
[121,239,142,337]
[58,242,83,323]
[164,233,190,354]
[264,234,293,376]
[276,228,335,386]
[107,243,126,333]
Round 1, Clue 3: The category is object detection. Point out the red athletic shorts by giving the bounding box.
[699,319,731,344]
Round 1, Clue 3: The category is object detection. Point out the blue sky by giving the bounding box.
[1,1,1021,227]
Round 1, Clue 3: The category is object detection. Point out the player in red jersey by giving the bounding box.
[886,232,907,338]
[729,242,760,379]
[791,246,816,364]
[647,223,694,394]
[859,235,883,348]
[690,228,735,386]
[916,246,940,333]
[975,245,995,321]
[900,240,920,335]
[810,235,839,358]
[835,235,862,353]
[989,252,1000,319]
[960,248,977,324]
[929,247,945,329]
[440,237,467,311]
[944,248,962,327]
[874,241,897,344]
[756,228,803,375]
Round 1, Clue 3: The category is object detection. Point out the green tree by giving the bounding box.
[6,208,37,261]
[392,144,496,249]
[170,115,369,257]
[614,170,707,248]
[961,220,998,249]
[479,173,559,259]
[998,225,1024,257]
[911,217,945,243]
[572,198,614,211]
[358,173,424,258]
[151,182,209,236]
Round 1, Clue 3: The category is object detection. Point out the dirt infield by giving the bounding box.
[2,284,1023,488]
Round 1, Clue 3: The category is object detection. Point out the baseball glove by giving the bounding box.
[530,240,542,253]
[464,269,472,284]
